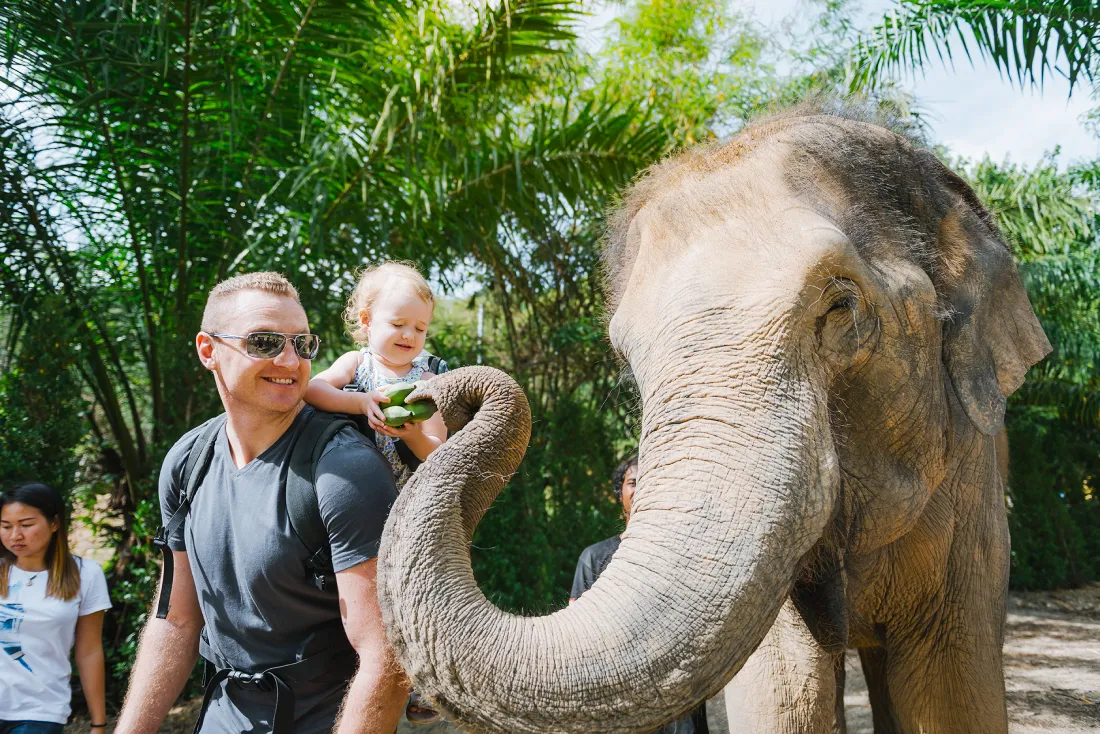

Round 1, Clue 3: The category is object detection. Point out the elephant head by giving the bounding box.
[376,112,1050,733]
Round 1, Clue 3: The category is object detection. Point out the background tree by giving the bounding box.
[850,0,1100,92]
[3,0,1098,708]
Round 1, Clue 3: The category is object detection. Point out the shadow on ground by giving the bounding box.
[70,588,1100,733]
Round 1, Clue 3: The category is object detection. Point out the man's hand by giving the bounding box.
[333,558,409,734]
[114,551,204,734]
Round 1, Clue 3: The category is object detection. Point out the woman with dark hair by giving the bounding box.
[0,482,111,733]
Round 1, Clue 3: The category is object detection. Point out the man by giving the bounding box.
[115,272,407,734]
[569,455,637,604]
[570,455,709,734]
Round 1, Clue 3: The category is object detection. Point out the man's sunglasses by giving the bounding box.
[208,332,321,360]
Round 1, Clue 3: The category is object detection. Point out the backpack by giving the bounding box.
[152,409,361,620]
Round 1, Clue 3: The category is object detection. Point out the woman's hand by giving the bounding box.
[361,391,389,431]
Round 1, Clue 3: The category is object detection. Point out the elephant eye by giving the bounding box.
[827,294,856,314]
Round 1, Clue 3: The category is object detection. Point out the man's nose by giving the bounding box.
[272,339,300,368]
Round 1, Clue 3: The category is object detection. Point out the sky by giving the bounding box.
[582,0,1099,167]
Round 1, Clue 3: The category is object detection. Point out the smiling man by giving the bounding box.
[115,272,406,734]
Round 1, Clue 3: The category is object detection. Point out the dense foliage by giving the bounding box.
[964,155,1100,587]
[1,0,1098,709]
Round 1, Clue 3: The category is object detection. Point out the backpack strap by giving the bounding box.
[285,411,358,591]
[426,355,448,375]
[153,414,226,620]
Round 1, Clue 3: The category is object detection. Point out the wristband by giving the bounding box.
[91,724,107,729]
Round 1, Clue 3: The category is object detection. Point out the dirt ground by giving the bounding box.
[67,586,1099,733]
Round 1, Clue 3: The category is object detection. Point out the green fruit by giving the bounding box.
[379,381,418,405]
[383,406,414,426]
[382,400,436,427]
[404,400,436,423]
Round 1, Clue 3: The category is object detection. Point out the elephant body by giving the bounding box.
[377,110,1050,733]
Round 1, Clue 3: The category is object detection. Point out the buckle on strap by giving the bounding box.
[227,670,270,687]
[194,668,294,734]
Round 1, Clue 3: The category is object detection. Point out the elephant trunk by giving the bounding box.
[378,363,836,733]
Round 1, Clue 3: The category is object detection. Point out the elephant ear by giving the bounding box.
[920,151,1052,435]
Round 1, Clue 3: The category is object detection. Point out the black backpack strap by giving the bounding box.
[426,355,448,375]
[286,411,358,591]
[154,414,226,620]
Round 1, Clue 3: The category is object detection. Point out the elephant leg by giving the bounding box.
[724,600,837,734]
[858,647,899,734]
[881,469,1010,733]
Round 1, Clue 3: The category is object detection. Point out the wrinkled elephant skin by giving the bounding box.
[377,112,1051,734]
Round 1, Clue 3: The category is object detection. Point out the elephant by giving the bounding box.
[375,110,1051,733]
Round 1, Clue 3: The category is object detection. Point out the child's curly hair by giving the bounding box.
[343,261,434,344]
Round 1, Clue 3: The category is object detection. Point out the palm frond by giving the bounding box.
[849,0,1100,93]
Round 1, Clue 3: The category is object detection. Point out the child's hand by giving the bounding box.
[360,390,389,431]
[375,419,424,440]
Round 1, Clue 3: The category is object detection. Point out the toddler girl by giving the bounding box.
[307,261,448,488]
[306,261,446,724]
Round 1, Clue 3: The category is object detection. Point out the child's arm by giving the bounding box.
[306,351,387,424]
[375,372,447,461]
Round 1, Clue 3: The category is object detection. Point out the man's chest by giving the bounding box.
[185,461,312,594]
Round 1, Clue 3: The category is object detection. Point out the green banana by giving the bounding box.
[379,380,421,404]
[382,401,437,426]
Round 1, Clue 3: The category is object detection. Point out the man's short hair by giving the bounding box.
[201,272,301,333]
[611,453,638,501]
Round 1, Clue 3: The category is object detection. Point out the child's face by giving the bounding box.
[363,285,433,367]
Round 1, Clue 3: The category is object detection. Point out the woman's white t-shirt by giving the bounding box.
[0,558,112,724]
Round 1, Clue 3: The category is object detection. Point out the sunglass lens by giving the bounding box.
[247,332,287,358]
[294,335,320,360]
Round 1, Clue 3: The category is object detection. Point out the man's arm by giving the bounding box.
[114,551,204,734]
[333,558,409,734]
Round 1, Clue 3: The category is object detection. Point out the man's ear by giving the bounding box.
[196,332,217,371]
[918,151,1052,435]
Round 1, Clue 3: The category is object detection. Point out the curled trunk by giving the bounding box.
[378,366,833,733]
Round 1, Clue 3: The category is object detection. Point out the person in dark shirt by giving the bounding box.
[569,455,709,734]
[115,272,407,734]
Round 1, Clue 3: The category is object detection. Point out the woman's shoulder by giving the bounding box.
[73,556,108,585]
[73,556,112,613]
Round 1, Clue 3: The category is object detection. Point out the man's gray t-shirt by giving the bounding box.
[159,406,397,733]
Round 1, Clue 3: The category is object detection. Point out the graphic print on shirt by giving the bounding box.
[0,580,31,672]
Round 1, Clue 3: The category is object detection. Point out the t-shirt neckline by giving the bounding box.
[219,406,313,477]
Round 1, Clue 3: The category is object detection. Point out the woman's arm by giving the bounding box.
[73,610,107,731]
[306,351,384,420]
